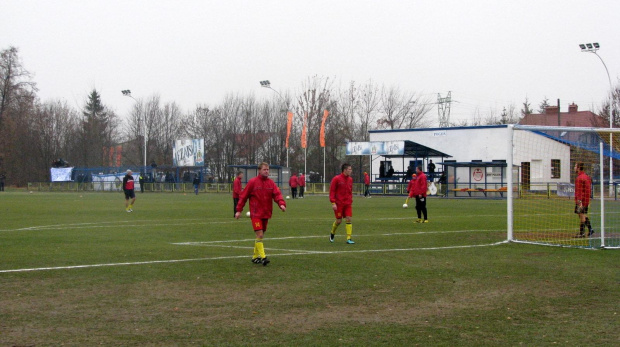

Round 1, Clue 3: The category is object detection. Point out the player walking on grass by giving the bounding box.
[329,163,355,244]
[235,163,286,266]
[574,162,594,238]
[409,166,428,223]
[123,169,136,212]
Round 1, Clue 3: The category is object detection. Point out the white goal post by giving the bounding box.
[508,124,620,249]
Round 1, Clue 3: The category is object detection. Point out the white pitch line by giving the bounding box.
[0,241,508,274]
[172,229,504,245]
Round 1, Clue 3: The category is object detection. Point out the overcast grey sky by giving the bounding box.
[2,0,619,125]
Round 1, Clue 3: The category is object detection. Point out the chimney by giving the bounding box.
[545,106,559,114]
[568,103,578,113]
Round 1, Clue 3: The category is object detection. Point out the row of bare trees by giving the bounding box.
[2,46,618,186]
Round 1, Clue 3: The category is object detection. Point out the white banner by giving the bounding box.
[346,141,405,155]
[51,167,73,182]
[92,173,140,192]
[173,138,204,167]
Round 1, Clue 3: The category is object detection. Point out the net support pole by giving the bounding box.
[600,141,606,247]
[507,125,514,242]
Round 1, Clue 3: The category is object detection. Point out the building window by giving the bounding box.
[551,159,561,179]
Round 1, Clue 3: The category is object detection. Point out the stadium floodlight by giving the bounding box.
[122,89,146,169]
[579,42,615,196]
[259,80,288,167]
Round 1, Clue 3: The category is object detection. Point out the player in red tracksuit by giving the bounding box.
[363,172,371,198]
[408,166,428,223]
[329,163,355,244]
[574,162,594,238]
[235,162,286,265]
[297,173,306,198]
[289,173,298,199]
[232,171,244,217]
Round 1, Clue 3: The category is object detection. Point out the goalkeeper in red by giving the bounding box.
[574,162,594,238]
[235,162,286,266]
[329,163,355,244]
[409,166,428,223]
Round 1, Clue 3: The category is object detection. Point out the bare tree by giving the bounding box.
[377,85,433,130]
[151,101,183,166]
[0,46,37,125]
[295,75,334,174]
[30,100,79,178]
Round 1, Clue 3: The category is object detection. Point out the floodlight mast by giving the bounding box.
[580,42,614,196]
[259,80,288,167]
[122,90,146,169]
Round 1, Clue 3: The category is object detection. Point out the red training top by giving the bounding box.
[233,176,243,199]
[298,174,306,187]
[409,171,427,198]
[289,175,298,188]
[236,175,286,219]
[364,173,370,185]
[330,173,353,206]
[575,170,592,206]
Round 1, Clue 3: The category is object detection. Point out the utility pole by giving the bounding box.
[438,91,452,127]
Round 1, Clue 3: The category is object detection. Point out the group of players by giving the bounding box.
[119,161,595,267]
[231,162,431,266]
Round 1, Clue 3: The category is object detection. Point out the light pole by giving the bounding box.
[260,80,289,167]
[122,90,146,169]
[580,42,615,196]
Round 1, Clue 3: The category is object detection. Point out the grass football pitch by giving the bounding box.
[0,191,618,346]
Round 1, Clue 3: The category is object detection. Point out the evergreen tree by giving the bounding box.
[80,89,115,167]
[538,97,550,113]
[521,97,533,116]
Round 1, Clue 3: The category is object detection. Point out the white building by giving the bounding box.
[368,125,571,191]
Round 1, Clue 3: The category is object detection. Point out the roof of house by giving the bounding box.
[519,104,607,128]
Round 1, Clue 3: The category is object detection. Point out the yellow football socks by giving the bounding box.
[255,238,266,259]
[331,221,339,235]
[346,222,352,240]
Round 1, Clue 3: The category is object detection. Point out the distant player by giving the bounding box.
[409,166,428,223]
[363,171,370,198]
[232,171,243,217]
[298,172,306,198]
[123,169,136,212]
[574,162,594,238]
[329,163,355,244]
[289,172,298,199]
[235,163,286,265]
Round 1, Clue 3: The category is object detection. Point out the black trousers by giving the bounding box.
[415,196,427,220]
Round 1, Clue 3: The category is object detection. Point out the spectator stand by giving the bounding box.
[369,140,452,195]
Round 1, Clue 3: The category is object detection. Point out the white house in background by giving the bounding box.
[368,125,571,187]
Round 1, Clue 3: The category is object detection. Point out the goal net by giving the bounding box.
[509,125,620,249]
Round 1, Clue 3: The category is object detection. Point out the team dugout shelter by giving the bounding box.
[346,140,452,182]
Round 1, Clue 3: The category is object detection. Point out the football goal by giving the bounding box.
[508,125,620,249]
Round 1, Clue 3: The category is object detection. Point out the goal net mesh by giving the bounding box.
[511,126,620,249]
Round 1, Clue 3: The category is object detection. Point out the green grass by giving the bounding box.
[0,191,618,346]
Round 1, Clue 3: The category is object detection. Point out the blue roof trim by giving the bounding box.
[369,124,508,133]
[532,130,620,160]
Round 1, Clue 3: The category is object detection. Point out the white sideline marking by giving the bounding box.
[0,240,508,274]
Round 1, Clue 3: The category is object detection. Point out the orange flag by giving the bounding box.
[301,112,308,149]
[320,110,329,147]
[115,146,122,167]
[285,112,293,148]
